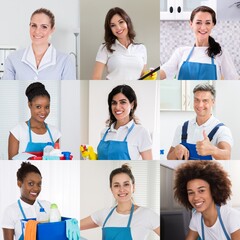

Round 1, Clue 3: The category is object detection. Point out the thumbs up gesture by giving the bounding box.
[196,130,213,156]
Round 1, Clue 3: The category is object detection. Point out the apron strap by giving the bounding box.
[127,204,134,227]
[28,120,54,144]
[103,204,134,228]
[217,205,231,240]
[201,205,231,240]
[185,47,195,62]
[102,206,117,227]
[211,56,214,65]
[181,121,189,143]
[207,123,224,141]
[124,123,135,141]
[201,215,205,240]
[37,200,46,213]
[18,199,27,219]
[102,128,110,141]
[45,124,54,144]
[28,121,33,143]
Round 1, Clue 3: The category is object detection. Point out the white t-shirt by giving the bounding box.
[172,115,233,149]
[100,120,152,160]
[1,199,51,240]
[10,122,62,153]
[96,40,147,80]
[189,205,240,240]
[91,206,159,240]
[161,46,239,80]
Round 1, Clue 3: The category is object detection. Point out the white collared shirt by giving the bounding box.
[96,40,147,80]
[2,44,76,80]
[100,120,152,160]
[172,115,233,148]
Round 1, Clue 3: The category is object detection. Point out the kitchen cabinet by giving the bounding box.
[160,80,212,111]
[160,0,217,20]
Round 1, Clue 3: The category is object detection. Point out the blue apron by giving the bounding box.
[201,205,230,240]
[102,204,134,240]
[181,121,224,160]
[18,199,45,240]
[97,123,135,160]
[178,47,217,80]
[25,120,54,152]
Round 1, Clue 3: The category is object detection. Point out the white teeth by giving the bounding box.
[195,202,203,207]
[118,193,127,197]
[30,192,37,195]
[115,111,122,114]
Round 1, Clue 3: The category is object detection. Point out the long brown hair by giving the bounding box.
[104,7,136,53]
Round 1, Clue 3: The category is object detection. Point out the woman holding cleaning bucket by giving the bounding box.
[80,164,160,239]
[1,162,51,240]
[174,161,240,240]
[97,84,152,160]
[160,6,239,80]
[8,82,61,160]
[92,7,154,80]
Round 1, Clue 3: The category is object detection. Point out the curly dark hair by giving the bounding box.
[174,161,232,210]
[17,162,42,182]
[104,7,136,53]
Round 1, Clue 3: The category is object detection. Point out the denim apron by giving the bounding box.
[178,47,217,80]
[181,121,224,160]
[25,120,54,152]
[102,204,134,240]
[97,123,135,160]
[200,205,230,240]
[18,199,45,240]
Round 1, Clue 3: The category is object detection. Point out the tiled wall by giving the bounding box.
[160,20,240,75]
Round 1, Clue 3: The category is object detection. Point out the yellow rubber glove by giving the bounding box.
[142,69,157,80]
[88,146,98,160]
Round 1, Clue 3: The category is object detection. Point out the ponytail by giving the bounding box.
[207,36,222,58]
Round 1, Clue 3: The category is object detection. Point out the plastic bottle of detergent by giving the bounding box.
[49,203,61,222]
[49,143,63,159]
[43,142,54,156]
[37,207,49,223]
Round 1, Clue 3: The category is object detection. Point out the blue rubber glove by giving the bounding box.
[66,218,80,240]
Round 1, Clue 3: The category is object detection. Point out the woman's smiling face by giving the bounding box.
[187,178,215,214]
[190,11,215,43]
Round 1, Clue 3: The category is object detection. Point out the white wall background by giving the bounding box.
[160,81,240,160]
[214,81,240,160]
[86,81,160,159]
[0,0,80,78]
[161,160,240,209]
[80,0,160,79]
[60,81,81,159]
[0,81,80,160]
[0,161,80,240]
[80,161,160,240]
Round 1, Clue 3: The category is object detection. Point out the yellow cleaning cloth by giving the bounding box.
[24,220,39,240]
